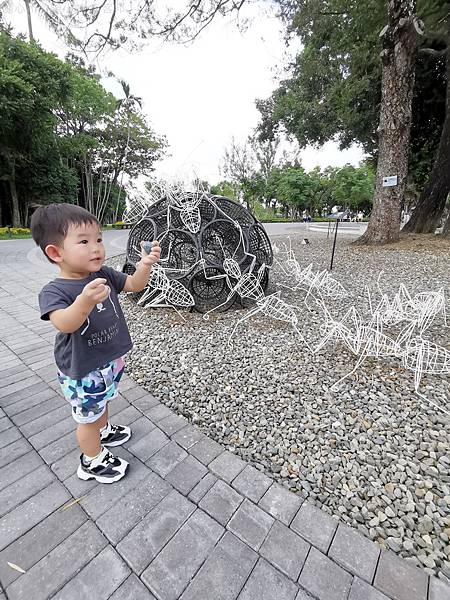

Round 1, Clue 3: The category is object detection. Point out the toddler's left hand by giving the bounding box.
[140,241,161,268]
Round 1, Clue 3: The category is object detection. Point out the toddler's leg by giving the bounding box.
[76,405,128,484]
[76,407,109,457]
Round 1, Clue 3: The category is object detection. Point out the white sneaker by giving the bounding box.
[77,447,128,483]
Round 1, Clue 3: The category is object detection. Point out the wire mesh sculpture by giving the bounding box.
[275,246,449,415]
[314,295,450,415]
[122,183,273,313]
[274,240,348,303]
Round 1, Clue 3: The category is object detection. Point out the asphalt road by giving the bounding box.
[0,221,367,273]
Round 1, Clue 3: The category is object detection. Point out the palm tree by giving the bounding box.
[1,0,76,45]
[113,79,143,222]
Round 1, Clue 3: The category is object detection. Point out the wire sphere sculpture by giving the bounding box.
[124,192,273,313]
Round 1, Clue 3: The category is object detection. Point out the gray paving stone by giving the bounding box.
[180,531,258,600]
[200,479,243,526]
[28,416,75,450]
[142,508,224,600]
[67,451,150,519]
[146,403,173,422]
[0,438,33,469]
[127,427,169,462]
[0,375,41,400]
[118,376,136,392]
[296,590,315,600]
[121,385,148,402]
[232,465,273,503]
[11,395,65,427]
[96,472,172,544]
[0,505,87,588]
[172,424,205,450]
[131,394,160,412]
[157,413,189,436]
[291,501,338,553]
[428,576,450,600]
[1,364,31,380]
[348,578,391,600]
[50,447,82,480]
[52,546,130,600]
[122,415,156,448]
[5,388,57,417]
[5,521,107,600]
[0,426,21,449]
[209,450,247,483]
[0,464,55,518]
[260,520,310,580]
[109,404,142,425]
[188,472,218,503]
[109,575,157,600]
[0,451,43,492]
[146,440,188,478]
[165,454,208,495]
[1,371,33,389]
[107,394,130,416]
[117,490,195,574]
[374,550,428,600]
[259,483,304,526]
[28,355,55,371]
[0,417,13,434]
[33,364,57,382]
[0,376,49,414]
[39,429,79,465]
[0,481,70,551]
[189,435,224,465]
[298,547,353,600]
[238,558,298,600]
[227,498,274,551]
[20,404,68,437]
[328,523,380,583]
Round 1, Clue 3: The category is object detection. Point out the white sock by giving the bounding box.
[83,449,102,463]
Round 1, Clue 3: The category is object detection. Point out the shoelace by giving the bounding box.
[104,451,116,464]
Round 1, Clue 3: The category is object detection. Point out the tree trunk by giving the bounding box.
[402,43,450,233]
[356,1,420,245]
[10,174,21,227]
[23,0,34,41]
[443,206,450,235]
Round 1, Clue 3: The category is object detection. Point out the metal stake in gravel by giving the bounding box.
[329,219,339,271]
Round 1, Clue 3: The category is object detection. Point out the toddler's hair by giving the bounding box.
[30,203,100,264]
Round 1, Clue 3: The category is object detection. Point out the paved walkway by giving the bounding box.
[0,236,449,600]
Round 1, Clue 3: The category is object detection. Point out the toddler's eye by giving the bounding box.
[97,238,103,243]
[80,240,88,244]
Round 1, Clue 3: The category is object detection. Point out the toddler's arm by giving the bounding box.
[49,278,110,333]
[123,241,161,293]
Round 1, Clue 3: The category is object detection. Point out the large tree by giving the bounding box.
[0,32,74,226]
[357,0,422,245]
[0,33,166,225]
[403,3,450,234]
[258,1,450,244]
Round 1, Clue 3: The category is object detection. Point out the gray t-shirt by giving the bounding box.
[39,266,133,379]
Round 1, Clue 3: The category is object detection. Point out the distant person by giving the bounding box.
[31,204,160,483]
[357,211,364,222]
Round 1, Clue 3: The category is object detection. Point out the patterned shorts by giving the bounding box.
[58,356,125,424]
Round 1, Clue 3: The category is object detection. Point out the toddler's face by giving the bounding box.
[60,222,105,275]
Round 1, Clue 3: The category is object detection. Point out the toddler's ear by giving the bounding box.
[45,244,63,263]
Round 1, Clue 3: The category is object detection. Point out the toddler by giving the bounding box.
[31,203,160,483]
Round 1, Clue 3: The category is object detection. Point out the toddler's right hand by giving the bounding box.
[80,278,110,307]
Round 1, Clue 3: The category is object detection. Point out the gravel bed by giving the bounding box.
[111,232,450,580]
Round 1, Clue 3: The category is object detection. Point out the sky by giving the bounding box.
[9,2,364,184]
